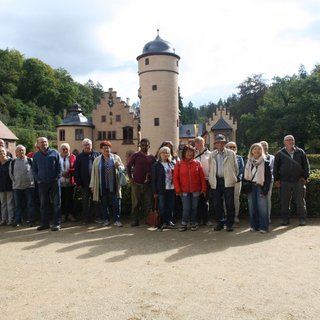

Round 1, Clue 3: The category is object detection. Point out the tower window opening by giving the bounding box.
[154,118,160,126]
[152,85,157,91]
[145,58,149,65]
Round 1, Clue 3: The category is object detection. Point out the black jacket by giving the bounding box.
[74,150,100,188]
[273,147,310,182]
[152,160,175,195]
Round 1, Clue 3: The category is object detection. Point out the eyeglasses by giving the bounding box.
[227,146,236,149]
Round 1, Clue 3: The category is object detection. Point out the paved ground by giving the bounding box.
[0,218,319,320]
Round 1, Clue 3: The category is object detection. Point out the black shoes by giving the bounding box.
[37,225,50,231]
[280,219,290,226]
[226,226,234,232]
[131,220,140,227]
[213,224,223,231]
[299,219,307,226]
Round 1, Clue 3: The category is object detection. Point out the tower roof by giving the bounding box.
[57,103,94,127]
[211,118,232,130]
[137,30,180,60]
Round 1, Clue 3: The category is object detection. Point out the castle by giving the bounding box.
[56,31,237,159]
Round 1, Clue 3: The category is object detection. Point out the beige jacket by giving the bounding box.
[89,154,124,201]
[208,148,238,189]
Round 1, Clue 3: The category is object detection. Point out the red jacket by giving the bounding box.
[173,159,206,194]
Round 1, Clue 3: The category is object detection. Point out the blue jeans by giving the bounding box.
[247,185,269,231]
[212,178,235,228]
[38,181,61,227]
[101,191,121,221]
[181,192,200,226]
[13,188,35,224]
[158,190,175,225]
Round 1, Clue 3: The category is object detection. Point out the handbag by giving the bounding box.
[118,168,128,187]
[241,168,257,194]
[146,198,161,228]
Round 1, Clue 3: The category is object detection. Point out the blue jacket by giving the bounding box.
[33,148,62,184]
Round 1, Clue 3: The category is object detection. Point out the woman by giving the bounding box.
[152,146,176,231]
[0,146,14,226]
[243,143,271,233]
[173,145,206,231]
[89,141,125,227]
[60,143,77,222]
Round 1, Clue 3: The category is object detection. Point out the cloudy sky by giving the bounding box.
[1,0,320,107]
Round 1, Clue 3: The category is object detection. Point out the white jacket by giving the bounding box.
[208,148,238,189]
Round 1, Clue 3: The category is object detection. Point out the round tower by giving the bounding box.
[137,30,180,155]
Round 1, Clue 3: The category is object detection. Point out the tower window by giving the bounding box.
[75,129,84,141]
[59,129,65,141]
[101,115,106,122]
[152,85,157,91]
[154,118,160,126]
[145,58,149,65]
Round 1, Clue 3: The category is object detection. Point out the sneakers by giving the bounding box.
[250,228,257,232]
[0,221,7,226]
[51,225,61,231]
[37,225,50,231]
[234,217,240,224]
[205,221,214,226]
[226,226,234,232]
[102,220,110,227]
[213,224,223,231]
[12,222,20,227]
[260,230,267,234]
[191,224,199,231]
[113,221,123,227]
[179,225,187,232]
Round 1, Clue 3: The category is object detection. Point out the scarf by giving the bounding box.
[244,156,265,186]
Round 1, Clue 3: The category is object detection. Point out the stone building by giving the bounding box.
[0,120,18,156]
[137,30,180,155]
[57,89,139,161]
[205,105,237,150]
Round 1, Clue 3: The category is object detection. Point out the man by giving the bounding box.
[74,138,100,224]
[32,137,62,231]
[260,141,275,222]
[9,145,35,227]
[126,138,156,226]
[208,134,238,232]
[194,136,213,226]
[273,135,310,226]
[225,141,244,224]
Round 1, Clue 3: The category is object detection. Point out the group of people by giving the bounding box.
[0,133,310,233]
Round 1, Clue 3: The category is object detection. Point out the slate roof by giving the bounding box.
[211,118,232,130]
[0,120,18,140]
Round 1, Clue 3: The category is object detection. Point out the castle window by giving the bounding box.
[145,58,149,65]
[98,131,107,140]
[101,115,106,122]
[116,115,121,122]
[123,126,133,144]
[152,85,157,91]
[75,129,84,141]
[154,118,160,126]
[107,131,116,140]
[59,129,65,141]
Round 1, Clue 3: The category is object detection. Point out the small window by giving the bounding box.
[75,129,84,141]
[101,115,106,122]
[152,85,157,91]
[154,118,160,126]
[145,58,149,65]
[98,131,107,140]
[116,115,121,122]
[59,129,65,141]
[107,131,116,140]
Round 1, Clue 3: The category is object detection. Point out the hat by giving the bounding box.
[214,134,226,143]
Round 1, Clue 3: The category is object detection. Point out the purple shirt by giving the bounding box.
[127,151,156,184]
